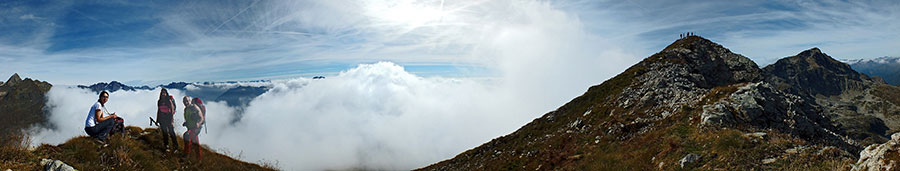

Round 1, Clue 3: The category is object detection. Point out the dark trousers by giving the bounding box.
[157,112,178,148]
[84,119,115,141]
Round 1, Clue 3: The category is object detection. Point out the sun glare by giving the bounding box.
[366,0,450,29]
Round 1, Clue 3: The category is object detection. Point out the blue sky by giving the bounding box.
[1,0,898,85]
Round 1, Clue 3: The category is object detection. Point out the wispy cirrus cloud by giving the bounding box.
[1,0,897,84]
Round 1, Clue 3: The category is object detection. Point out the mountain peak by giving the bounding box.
[774,47,855,73]
[663,36,717,52]
[805,47,822,54]
[6,73,22,86]
[645,36,761,88]
[796,47,841,65]
[764,47,869,96]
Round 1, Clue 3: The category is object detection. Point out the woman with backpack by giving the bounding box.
[182,96,205,160]
[157,88,178,152]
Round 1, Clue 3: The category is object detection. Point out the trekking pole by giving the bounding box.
[149,117,158,127]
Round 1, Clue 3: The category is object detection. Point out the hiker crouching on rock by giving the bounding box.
[84,91,120,145]
[157,88,178,152]
[182,96,204,159]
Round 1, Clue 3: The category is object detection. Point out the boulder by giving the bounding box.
[852,133,900,171]
[41,159,78,171]
[679,153,701,168]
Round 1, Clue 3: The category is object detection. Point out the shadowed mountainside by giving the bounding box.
[0,73,51,141]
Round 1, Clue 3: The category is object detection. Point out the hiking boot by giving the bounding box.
[93,138,108,146]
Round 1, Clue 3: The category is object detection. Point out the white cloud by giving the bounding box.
[27,0,640,170]
[33,61,585,170]
[19,14,41,20]
[32,87,190,145]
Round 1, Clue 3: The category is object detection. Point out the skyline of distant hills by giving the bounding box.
[840,56,900,86]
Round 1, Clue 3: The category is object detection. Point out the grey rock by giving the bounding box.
[41,159,78,171]
[853,133,900,171]
[679,153,701,168]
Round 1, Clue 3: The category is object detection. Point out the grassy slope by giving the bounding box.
[1,126,276,170]
[420,53,854,170]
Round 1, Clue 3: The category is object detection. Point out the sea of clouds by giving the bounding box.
[30,62,578,170]
[28,1,638,170]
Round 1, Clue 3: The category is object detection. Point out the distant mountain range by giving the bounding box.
[77,81,271,109]
[421,36,900,170]
[840,56,900,86]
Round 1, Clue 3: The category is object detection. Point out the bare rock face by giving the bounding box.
[764,48,900,147]
[615,36,764,126]
[853,133,900,171]
[700,82,856,150]
[764,48,870,96]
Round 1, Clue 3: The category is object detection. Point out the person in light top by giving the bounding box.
[84,91,119,144]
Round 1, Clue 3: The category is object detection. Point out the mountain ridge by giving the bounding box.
[420,36,900,170]
[841,56,900,86]
[0,73,52,139]
[77,81,270,109]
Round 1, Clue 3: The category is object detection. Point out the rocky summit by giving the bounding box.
[0,73,52,138]
[420,36,900,170]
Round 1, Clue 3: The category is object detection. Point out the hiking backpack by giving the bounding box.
[192,98,206,123]
[158,95,177,114]
[191,97,207,133]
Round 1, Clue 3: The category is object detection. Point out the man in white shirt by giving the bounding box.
[84,91,119,144]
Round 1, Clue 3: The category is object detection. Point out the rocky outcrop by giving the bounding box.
[679,153,701,168]
[0,73,52,138]
[660,36,762,88]
[5,73,22,87]
[764,48,900,147]
[700,82,856,150]
[852,133,900,171]
[41,159,77,171]
[614,36,763,128]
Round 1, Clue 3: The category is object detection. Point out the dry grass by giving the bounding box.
[2,126,277,170]
[0,132,41,170]
[421,81,858,170]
